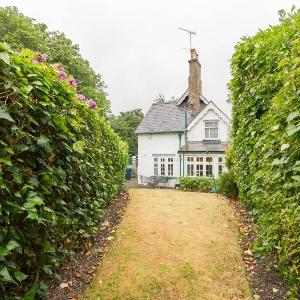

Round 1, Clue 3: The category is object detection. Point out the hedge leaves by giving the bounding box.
[0,44,128,298]
[229,9,300,297]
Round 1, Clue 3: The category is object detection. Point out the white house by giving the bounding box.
[136,49,231,187]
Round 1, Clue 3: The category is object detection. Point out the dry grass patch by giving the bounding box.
[81,189,252,300]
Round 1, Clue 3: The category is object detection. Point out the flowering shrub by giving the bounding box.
[0,44,128,298]
[179,177,213,192]
[229,10,300,296]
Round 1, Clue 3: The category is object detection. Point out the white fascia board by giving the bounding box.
[187,101,231,130]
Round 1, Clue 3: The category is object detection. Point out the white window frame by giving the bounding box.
[185,155,213,177]
[204,120,219,139]
[154,157,158,175]
[168,157,174,176]
[153,155,175,176]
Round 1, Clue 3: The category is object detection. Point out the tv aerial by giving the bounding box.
[178,27,196,50]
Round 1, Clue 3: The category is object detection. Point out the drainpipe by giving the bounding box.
[179,155,181,176]
[183,108,188,177]
[184,109,188,145]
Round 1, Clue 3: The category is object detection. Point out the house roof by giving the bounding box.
[178,140,229,153]
[136,102,207,134]
[176,89,209,106]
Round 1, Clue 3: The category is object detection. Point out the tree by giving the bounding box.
[0,6,110,115]
[110,109,144,156]
[154,93,177,104]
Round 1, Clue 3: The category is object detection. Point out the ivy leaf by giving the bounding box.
[292,176,300,182]
[31,81,43,86]
[287,111,299,122]
[22,284,37,300]
[280,144,290,151]
[73,140,84,154]
[23,206,38,220]
[22,191,44,220]
[0,106,14,122]
[26,191,44,206]
[14,270,28,283]
[0,52,10,65]
[6,240,20,251]
[0,267,16,284]
[0,158,12,166]
[37,135,50,149]
[287,125,300,137]
[0,246,9,257]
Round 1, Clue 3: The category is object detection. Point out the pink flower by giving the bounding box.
[58,71,67,80]
[86,99,97,109]
[38,53,47,63]
[32,59,38,64]
[76,94,86,100]
[53,63,64,72]
[69,78,77,89]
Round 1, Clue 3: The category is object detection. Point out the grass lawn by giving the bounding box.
[81,189,252,300]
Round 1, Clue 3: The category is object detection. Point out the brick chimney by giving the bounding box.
[188,49,202,112]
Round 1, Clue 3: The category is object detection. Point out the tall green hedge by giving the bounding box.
[0,44,128,298]
[229,10,300,296]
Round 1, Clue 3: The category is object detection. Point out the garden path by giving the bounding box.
[81,189,252,300]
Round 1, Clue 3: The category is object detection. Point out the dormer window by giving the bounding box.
[204,120,218,139]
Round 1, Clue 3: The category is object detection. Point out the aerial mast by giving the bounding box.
[178,27,196,50]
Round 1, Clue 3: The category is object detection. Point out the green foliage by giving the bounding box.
[0,44,128,298]
[110,109,144,156]
[217,171,239,198]
[153,93,178,104]
[179,177,212,192]
[0,6,110,115]
[229,9,300,296]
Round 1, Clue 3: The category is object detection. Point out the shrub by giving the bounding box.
[217,171,239,198]
[0,44,128,298]
[179,177,213,192]
[229,9,300,296]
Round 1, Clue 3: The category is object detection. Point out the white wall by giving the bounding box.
[137,132,181,186]
[187,109,229,142]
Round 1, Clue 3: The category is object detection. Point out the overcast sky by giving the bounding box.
[1,0,298,115]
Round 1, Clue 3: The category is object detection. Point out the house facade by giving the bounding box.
[136,49,230,187]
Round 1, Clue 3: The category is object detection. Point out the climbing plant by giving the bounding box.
[0,44,128,298]
[229,9,300,297]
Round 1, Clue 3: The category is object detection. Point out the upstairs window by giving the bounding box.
[204,121,218,139]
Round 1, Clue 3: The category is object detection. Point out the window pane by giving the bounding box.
[168,164,173,176]
[218,165,223,175]
[205,128,209,138]
[196,164,203,177]
[206,165,212,177]
[211,128,218,138]
[187,164,194,176]
[161,164,165,175]
[205,121,214,128]
[206,157,212,163]
[218,157,223,163]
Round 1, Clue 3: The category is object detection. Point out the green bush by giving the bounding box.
[0,44,128,298]
[229,9,300,296]
[179,177,212,192]
[217,171,239,198]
